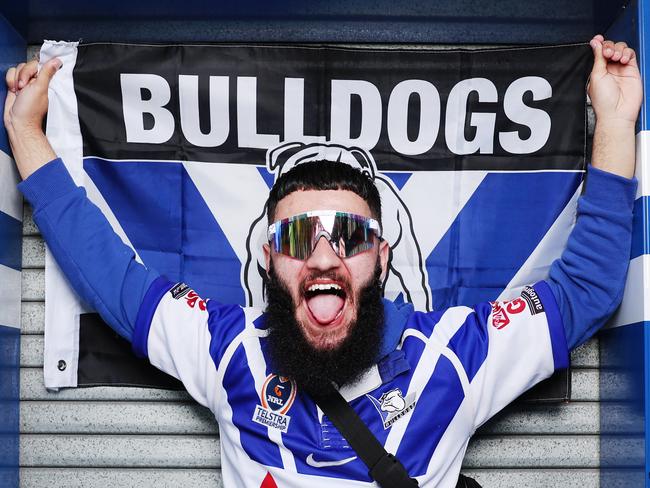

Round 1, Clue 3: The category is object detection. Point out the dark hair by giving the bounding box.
[267,160,382,223]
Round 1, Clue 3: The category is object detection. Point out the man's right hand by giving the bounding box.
[4,58,61,179]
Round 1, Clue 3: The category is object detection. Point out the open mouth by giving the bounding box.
[304,282,348,325]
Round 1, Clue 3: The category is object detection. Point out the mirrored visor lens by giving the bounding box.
[269,212,379,260]
[330,214,376,257]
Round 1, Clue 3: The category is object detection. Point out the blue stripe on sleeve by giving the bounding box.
[447,303,490,382]
[207,301,247,369]
[534,280,569,370]
[132,276,174,359]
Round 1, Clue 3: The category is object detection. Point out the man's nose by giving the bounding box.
[306,236,342,270]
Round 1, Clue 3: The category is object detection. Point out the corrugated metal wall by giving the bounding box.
[18,44,603,488]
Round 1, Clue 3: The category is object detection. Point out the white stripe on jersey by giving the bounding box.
[430,306,475,345]
[241,307,298,473]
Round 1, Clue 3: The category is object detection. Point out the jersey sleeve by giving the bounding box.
[18,158,158,341]
[447,280,568,430]
[132,276,248,408]
[547,165,636,349]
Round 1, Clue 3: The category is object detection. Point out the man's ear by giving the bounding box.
[379,239,389,281]
[263,243,271,276]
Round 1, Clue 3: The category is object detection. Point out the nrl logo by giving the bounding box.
[367,388,417,429]
[252,374,297,433]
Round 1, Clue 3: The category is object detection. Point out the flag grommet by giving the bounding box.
[57,360,67,371]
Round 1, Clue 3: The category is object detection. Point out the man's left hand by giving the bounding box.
[589,35,642,179]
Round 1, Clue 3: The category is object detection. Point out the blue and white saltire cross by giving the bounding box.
[39,40,585,389]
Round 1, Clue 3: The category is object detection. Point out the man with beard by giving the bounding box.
[262,161,390,392]
[3,36,642,487]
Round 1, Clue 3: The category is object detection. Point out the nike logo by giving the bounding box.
[306,453,357,468]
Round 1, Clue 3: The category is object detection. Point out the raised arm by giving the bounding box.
[547,36,642,349]
[4,59,158,341]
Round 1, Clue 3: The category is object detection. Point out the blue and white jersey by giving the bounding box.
[132,276,568,488]
[15,156,632,487]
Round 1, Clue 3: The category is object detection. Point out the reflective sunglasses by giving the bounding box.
[267,210,382,260]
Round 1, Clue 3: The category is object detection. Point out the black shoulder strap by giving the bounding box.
[310,385,419,487]
[457,474,483,488]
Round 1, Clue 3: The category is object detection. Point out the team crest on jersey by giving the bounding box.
[170,282,190,299]
[367,388,417,429]
[252,374,297,433]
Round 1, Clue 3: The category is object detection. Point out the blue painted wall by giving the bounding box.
[600,0,649,486]
[0,0,629,44]
[0,12,23,488]
[600,323,647,487]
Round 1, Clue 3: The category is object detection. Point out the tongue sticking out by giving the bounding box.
[307,294,345,324]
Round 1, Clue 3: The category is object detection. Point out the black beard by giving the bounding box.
[264,262,384,393]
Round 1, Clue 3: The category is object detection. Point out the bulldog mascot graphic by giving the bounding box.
[242,141,433,311]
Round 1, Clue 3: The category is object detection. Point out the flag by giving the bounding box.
[40,40,591,401]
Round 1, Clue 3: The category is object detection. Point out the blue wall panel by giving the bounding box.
[600,322,647,487]
[0,325,19,488]
[601,1,649,485]
[0,13,24,156]
[0,11,23,488]
[3,0,627,44]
